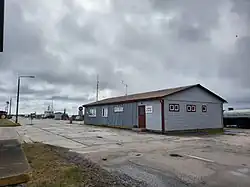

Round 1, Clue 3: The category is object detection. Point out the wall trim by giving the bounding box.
[160,99,165,133]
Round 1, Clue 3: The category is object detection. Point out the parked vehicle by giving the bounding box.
[0,110,7,119]
[54,112,63,120]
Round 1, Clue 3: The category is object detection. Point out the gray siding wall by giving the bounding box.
[165,87,223,131]
[138,100,161,131]
[84,99,162,130]
[167,86,222,103]
[84,102,137,128]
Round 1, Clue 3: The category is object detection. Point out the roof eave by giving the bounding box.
[83,96,163,107]
[83,84,228,107]
[162,84,227,103]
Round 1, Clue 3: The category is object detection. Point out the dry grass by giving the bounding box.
[22,143,134,187]
[0,119,20,127]
[23,143,83,187]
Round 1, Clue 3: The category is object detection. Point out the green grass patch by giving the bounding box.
[0,119,20,127]
[166,128,224,136]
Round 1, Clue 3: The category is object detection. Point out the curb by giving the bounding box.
[0,173,30,186]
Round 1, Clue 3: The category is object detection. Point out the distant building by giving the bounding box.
[83,84,226,132]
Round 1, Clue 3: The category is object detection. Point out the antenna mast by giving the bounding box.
[122,80,128,96]
[96,74,99,101]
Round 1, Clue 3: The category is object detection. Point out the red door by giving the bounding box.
[138,105,146,128]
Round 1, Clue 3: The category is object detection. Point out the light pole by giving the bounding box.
[15,75,35,123]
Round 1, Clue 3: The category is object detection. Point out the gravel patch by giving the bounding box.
[53,145,147,187]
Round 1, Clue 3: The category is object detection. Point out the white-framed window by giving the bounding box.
[202,105,207,112]
[186,105,192,112]
[191,105,196,112]
[102,108,108,117]
[114,106,124,113]
[169,104,179,112]
[174,104,180,112]
[186,104,196,112]
[169,104,175,111]
[89,108,96,117]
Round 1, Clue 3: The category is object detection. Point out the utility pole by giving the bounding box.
[96,74,99,101]
[122,80,128,96]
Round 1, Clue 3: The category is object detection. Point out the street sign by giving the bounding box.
[0,0,4,52]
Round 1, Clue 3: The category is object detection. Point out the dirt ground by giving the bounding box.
[0,119,20,127]
[22,143,145,187]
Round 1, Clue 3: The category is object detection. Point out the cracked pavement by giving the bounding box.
[15,118,250,187]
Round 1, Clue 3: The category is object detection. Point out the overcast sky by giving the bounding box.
[0,0,250,114]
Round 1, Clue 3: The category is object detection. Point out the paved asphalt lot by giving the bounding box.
[15,118,250,187]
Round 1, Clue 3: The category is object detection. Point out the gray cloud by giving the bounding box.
[0,80,57,96]
[58,11,97,44]
[231,0,250,21]
[1,0,250,113]
[219,36,250,87]
[47,95,90,102]
[176,24,209,42]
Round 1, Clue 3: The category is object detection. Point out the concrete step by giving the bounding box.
[0,128,30,186]
[132,128,147,132]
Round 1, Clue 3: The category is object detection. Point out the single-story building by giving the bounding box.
[83,84,227,132]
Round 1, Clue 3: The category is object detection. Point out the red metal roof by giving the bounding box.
[83,84,227,107]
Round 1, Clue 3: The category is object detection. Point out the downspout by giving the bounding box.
[160,99,165,134]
